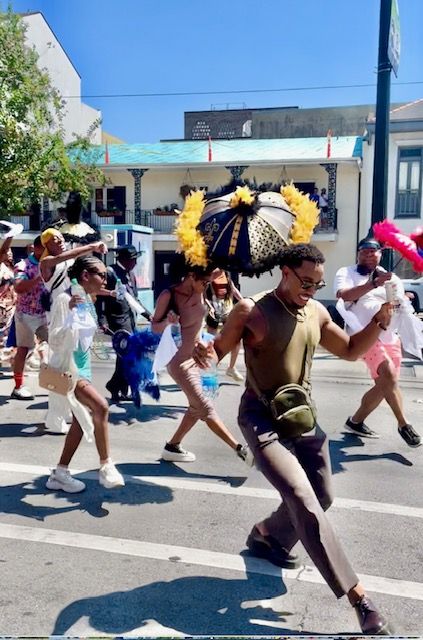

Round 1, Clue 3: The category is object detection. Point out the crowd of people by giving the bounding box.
[1,208,422,635]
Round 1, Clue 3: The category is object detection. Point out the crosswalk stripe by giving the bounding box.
[0,521,422,601]
[1,461,423,521]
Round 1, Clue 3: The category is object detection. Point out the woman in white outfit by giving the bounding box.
[46,256,125,493]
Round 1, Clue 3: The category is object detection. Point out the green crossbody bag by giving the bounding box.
[248,334,317,439]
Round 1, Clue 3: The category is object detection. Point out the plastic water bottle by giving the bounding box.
[115,278,126,302]
[200,332,219,399]
[171,322,182,348]
[70,278,88,320]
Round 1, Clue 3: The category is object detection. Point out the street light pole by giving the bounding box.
[371,0,394,268]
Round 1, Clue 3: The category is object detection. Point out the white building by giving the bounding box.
[360,99,423,277]
[21,12,101,144]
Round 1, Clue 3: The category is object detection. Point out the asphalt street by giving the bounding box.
[0,348,422,636]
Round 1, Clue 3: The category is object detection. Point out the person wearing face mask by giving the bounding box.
[334,238,421,447]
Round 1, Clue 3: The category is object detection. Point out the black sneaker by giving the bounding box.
[246,525,300,569]
[345,417,379,438]
[354,595,391,635]
[398,424,421,448]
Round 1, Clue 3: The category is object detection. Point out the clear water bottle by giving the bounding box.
[70,278,88,320]
[115,278,126,301]
[200,332,219,399]
[171,322,182,348]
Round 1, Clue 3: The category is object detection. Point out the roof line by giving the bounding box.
[20,11,81,80]
[390,98,423,114]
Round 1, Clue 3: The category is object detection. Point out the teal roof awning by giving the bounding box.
[88,136,362,167]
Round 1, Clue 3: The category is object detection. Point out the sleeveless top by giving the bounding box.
[245,291,321,397]
[44,259,74,305]
[167,287,207,362]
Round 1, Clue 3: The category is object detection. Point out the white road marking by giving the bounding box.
[0,521,422,601]
[1,461,423,521]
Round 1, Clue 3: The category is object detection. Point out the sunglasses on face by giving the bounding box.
[290,267,326,291]
[88,270,107,281]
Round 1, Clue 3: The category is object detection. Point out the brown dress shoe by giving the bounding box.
[354,596,390,635]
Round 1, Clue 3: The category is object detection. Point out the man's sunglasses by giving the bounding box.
[290,267,326,291]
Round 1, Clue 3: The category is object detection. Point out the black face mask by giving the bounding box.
[356,264,372,275]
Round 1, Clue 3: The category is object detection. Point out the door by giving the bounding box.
[154,251,177,299]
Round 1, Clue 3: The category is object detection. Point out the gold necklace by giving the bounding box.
[272,289,305,322]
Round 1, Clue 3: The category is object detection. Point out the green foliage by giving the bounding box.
[0,8,105,214]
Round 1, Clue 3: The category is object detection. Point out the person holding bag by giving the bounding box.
[194,243,393,635]
[44,256,124,493]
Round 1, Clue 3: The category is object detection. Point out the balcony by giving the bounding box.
[10,209,179,236]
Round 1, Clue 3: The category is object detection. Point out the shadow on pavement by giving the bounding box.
[118,460,248,488]
[108,402,185,424]
[0,422,64,438]
[51,559,311,637]
[329,432,413,474]
[0,474,173,521]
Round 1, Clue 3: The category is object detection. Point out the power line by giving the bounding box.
[64,80,423,99]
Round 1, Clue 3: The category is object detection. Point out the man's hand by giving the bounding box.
[373,302,393,330]
[372,271,392,288]
[91,241,108,255]
[99,324,111,335]
[193,340,217,369]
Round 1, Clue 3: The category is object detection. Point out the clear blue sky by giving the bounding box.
[8,0,423,143]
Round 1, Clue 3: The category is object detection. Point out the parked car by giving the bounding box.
[401,277,423,313]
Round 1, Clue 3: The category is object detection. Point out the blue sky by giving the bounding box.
[8,0,423,143]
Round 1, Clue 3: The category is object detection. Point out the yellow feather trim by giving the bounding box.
[230,185,255,208]
[281,183,319,244]
[174,190,208,267]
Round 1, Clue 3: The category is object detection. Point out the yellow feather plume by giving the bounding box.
[281,183,319,244]
[174,190,208,267]
[230,185,255,208]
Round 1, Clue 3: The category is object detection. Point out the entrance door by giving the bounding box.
[294,181,315,196]
[154,251,177,299]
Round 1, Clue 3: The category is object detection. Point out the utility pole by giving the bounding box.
[370,0,400,270]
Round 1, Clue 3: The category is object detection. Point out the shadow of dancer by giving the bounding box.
[51,557,311,637]
[329,433,413,475]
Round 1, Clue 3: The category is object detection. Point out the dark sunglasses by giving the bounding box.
[290,267,326,291]
[88,269,107,281]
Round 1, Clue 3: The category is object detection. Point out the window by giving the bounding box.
[395,147,422,218]
[95,186,126,213]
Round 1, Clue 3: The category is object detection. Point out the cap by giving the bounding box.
[357,237,381,251]
[116,244,143,260]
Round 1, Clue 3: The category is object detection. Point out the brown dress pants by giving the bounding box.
[238,389,358,598]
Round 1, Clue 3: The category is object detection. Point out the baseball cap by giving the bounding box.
[116,244,143,260]
[357,237,381,251]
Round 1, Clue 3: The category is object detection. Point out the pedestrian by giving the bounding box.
[40,228,107,309]
[205,269,244,382]
[334,237,421,447]
[151,256,251,464]
[11,236,48,400]
[310,187,320,205]
[0,239,17,355]
[194,243,392,635]
[96,244,151,403]
[46,256,125,493]
[40,228,108,432]
[319,187,328,212]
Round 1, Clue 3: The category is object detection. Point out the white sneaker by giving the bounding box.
[99,461,125,489]
[162,442,196,462]
[11,386,34,400]
[46,468,86,493]
[226,367,244,383]
[236,444,255,467]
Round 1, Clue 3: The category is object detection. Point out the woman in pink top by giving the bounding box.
[152,258,250,464]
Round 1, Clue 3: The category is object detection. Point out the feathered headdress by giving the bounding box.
[175,182,319,275]
[373,219,423,272]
